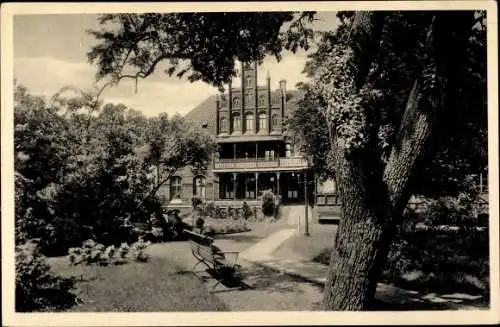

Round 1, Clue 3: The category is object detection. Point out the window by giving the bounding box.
[258,95,266,107]
[233,113,241,131]
[245,75,252,87]
[193,176,206,198]
[245,93,252,105]
[233,97,240,107]
[265,150,275,161]
[272,114,279,130]
[245,114,254,132]
[285,143,292,157]
[219,117,228,132]
[170,176,182,200]
[258,113,267,131]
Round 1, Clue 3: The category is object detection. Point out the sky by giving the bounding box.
[14,13,339,117]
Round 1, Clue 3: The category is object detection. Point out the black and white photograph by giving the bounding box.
[1,1,498,326]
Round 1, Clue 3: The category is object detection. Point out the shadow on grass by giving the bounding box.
[175,264,322,295]
[243,264,323,294]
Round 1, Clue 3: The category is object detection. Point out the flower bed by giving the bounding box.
[184,216,251,235]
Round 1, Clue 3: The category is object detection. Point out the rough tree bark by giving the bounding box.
[322,11,474,310]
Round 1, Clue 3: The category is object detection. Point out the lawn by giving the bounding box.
[48,255,228,312]
[273,222,489,301]
[273,223,338,262]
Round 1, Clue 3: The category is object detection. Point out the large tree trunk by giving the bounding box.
[322,11,474,310]
[323,82,433,310]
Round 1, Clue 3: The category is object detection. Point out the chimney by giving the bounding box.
[279,79,286,125]
[279,79,287,97]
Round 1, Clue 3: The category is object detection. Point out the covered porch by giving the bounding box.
[216,171,309,204]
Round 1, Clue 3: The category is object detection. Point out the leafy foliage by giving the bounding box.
[68,238,151,266]
[289,11,487,198]
[383,199,489,295]
[16,241,78,312]
[241,201,253,220]
[87,12,316,89]
[261,190,276,217]
[14,85,215,255]
[86,11,488,309]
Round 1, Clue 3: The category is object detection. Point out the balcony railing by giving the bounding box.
[214,156,309,170]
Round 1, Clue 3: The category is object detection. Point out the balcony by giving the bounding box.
[213,156,309,172]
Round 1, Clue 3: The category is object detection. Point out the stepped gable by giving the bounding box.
[183,90,303,134]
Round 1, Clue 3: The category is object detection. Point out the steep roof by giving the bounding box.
[184,95,218,134]
[184,90,303,135]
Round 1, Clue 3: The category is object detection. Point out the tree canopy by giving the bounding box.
[86,10,488,310]
[288,11,487,197]
[87,12,316,90]
[15,84,216,255]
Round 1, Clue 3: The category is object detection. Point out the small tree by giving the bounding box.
[261,190,275,217]
[141,114,217,207]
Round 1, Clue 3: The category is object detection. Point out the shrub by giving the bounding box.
[261,190,275,217]
[151,227,163,239]
[204,202,216,217]
[116,243,130,263]
[16,241,78,312]
[131,238,151,262]
[241,202,253,220]
[382,197,490,295]
[191,197,203,209]
[195,216,205,234]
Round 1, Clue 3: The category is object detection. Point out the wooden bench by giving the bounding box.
[184,229,241,292]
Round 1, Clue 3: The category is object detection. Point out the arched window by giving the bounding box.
[193,176,206,198]
[258,95,266,107]
[245,113,254,132]
[233,97,240,107]
[272,114,279,130]
[258,113,267,131]
[170,176,182,200]
[245,75,252,87]
[233,113,241,131]
[219,117,228,132]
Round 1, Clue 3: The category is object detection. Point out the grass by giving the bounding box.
[274,222,489,299]
[48,255,228,312]
[273,223,338,262]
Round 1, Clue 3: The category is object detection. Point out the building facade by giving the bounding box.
[160,62,339,212]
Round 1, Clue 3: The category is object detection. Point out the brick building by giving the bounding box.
[159,62,340,215]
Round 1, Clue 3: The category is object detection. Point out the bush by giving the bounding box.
[16,241,78,312]
[195,216,205,233]
[241,202,253,220]
[68,238,151,266]
[261,190,275,217]
[191,197,203,209]
[131,238,151,262]
[204,202,216,217]
[382,196,490,295]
